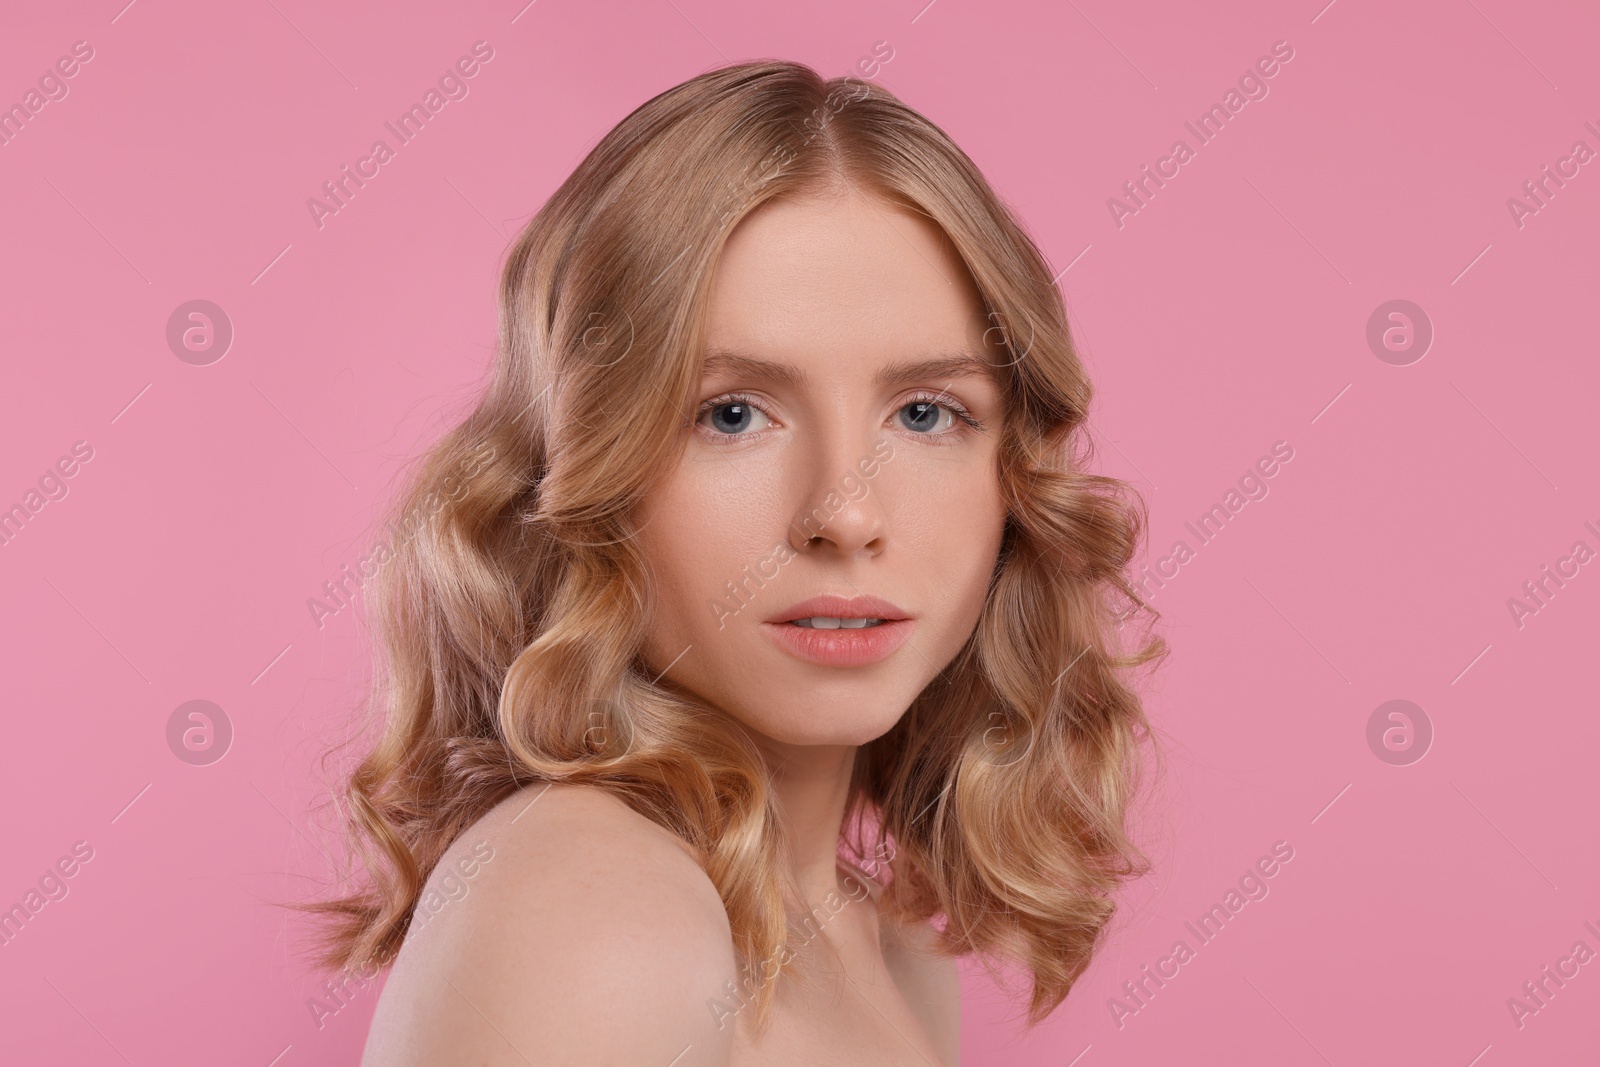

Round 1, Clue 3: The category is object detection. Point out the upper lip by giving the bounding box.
[766,594,910,624]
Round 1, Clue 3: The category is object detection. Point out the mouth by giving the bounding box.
[762,594,914,666]
[766,593,910,626]
[785,616,890,629]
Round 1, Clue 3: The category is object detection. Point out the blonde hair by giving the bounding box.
[296,58,1166,1032]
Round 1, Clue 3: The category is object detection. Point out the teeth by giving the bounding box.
[790,617,885,628]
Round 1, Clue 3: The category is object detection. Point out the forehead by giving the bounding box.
[702,187,991,374]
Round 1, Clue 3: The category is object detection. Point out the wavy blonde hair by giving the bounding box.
[297,58,1166,1032]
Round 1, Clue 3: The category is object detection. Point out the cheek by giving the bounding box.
[949,493,1006,616]
[635,467,781,640]
[891,456,1006,638]
[636,486,706,629]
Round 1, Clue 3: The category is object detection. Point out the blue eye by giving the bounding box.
[900,399,949,433]
[899,394,983,435]
[697,395,772,437]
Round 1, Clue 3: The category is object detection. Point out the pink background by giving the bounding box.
[2,0,1596,1063]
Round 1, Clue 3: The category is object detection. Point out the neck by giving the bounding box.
[750,735,858,903]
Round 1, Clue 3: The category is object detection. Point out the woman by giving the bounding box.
[301,59,1165,1065]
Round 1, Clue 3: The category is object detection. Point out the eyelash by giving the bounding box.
[694,390,986,444]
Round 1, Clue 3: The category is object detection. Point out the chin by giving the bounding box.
[743,703,908,748]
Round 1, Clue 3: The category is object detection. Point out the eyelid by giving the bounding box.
[904,389,981,423]
[697,389,772,417]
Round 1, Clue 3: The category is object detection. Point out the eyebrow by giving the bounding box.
[701,348,996,390]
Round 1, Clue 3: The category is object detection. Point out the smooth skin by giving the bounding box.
[362,183,1008,1065]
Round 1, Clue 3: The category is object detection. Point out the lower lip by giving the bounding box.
[761,619,916,667]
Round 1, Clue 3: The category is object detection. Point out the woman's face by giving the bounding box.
[633,184,1008,748]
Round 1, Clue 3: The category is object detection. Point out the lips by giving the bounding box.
[762,616,915,666]
[761,593,915,667]
[766,593,910,625]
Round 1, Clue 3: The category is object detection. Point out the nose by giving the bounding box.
[785,425,889,559]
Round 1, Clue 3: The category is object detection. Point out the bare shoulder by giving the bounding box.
[882,915,962,1066]
[361,782,738,1067]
